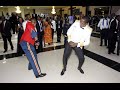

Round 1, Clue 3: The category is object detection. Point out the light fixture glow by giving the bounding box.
[27,7,30,9]
[0,6,3,7]
[15,6,21,13]
[51,6,56,14]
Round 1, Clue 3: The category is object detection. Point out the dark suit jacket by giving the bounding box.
[117,21,120,37]
[108,18,118,38]
[36,20,44,40]
[32,14,37,20]
[56,19,63,30]
[0,20,12,37]
[63,23,70,36]
[110,19,117,31]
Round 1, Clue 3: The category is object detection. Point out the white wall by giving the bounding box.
[111,6,120,15]
[35,8,52,17]
[0,8,8,16]
[24,9,33,18]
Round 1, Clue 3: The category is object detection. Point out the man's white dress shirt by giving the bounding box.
[67,20,92,47]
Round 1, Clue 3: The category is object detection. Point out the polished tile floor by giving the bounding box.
[0,49,120,83]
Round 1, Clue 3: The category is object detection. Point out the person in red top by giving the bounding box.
[20,18,46,78]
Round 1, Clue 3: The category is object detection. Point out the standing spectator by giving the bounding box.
[9,13,17,34]
[97,14,110,46]
[108,13,118,54]
[0,16,14,53]
[63,20,70,47]
[116,15,120,55]
[17,17,24,55]
[36,16,44,53]
[43,21,52,46]
[56,16,63,43]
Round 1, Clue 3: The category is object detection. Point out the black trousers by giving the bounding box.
[36,33,44,53]
[2,36,14,51]
[62,42,85,70]
[57,28,62,42]
[51,28,54,41]
[64,37,67,47]
[117,36,120,55]
[108,33,117,53]
[100,29,108,46]
[11,23,16,34]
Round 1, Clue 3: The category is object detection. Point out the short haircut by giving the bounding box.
[31,18,36,23]
[25,14,30,17]
[81,16,90,23]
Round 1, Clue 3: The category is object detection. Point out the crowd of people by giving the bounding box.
[97,13,120,55]
[1,11,119,78]
[0,12,80,55]
[0,12,93,78]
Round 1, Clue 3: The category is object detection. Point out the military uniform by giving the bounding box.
[20,21,46,78]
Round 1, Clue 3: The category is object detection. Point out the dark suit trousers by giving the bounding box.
[11,23,16,34]
[117,36,120,55]
[57,28,62,42]
[108,33,117,53]
[51,28,54,40]
[100,29,108,46]
[2,36,14,51]
[62,42,85,70]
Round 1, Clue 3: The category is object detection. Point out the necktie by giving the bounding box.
[102,19,104,26]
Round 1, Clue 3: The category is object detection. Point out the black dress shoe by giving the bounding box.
[28,68,32,70]
[36,73,46,78]
[61,69,66,76]
[78,68,84,74]
[3,50,7,53]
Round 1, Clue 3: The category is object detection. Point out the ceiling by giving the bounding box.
[0,6,68,10]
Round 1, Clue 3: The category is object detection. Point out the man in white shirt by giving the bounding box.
[61,16,93,75]
[22,14,31,31]
[97,14,110,46]
[68,15,74,25]
[51,18,56,40]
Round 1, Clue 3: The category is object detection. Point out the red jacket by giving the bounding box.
[20,21,36,46]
